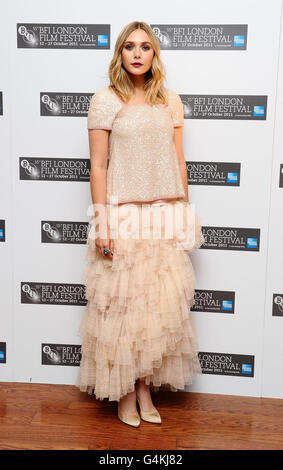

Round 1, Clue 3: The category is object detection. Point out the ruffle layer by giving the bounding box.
[76,200,205,401]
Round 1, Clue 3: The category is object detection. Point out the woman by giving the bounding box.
[77,21,205,427]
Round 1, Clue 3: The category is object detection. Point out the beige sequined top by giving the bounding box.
[87,86,186,205]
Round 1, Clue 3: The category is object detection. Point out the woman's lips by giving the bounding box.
[131,63,143,67]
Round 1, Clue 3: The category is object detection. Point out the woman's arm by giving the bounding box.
[88,128,113,256]
[88,128,109,206]
[173,126,189,203]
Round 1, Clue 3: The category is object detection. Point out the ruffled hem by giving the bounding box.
[76,200,205,401]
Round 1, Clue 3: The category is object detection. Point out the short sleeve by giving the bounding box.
[169,90,184,127]
[87,88,118,130]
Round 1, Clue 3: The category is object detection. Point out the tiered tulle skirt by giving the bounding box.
[76,200,205,401]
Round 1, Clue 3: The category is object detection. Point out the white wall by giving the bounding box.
[1,0,282,398]
[261,1,283,398]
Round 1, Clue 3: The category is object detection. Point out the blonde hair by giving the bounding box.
[108,21,168,106]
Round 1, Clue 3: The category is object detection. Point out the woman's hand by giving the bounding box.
[95,223,114,260]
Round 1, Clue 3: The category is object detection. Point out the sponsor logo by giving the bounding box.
[0,343,6,363]
[187,162,240,186]
[42,344,81,366]
[17,23,110,49]
[151,24,248,50]
[19,157,90,181]
[192,290,235,314]
[272,294,283,317]
[199,352,255,377]
[21,282,87,305]
[201,227,260,251]
[180,95,267,120]
[0,220,5,242]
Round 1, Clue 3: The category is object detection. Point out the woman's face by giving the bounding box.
[121,29,154,77]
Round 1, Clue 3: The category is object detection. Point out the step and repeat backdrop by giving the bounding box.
[1,0,283,399]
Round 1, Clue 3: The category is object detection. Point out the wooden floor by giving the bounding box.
[1,382,283,450]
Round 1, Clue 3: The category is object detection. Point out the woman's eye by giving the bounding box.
[125,45,150,51]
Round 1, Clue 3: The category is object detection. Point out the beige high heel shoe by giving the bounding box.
[117,402,141,427]
[136,397,162,424]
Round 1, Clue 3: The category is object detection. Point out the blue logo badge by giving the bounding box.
[227,172,238,183]
[222,300,233,311]
[97,35,108,46]
[234,35,245,47]
[242,363,252,374]
[247,237,258,249]
[253,106,265,117]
